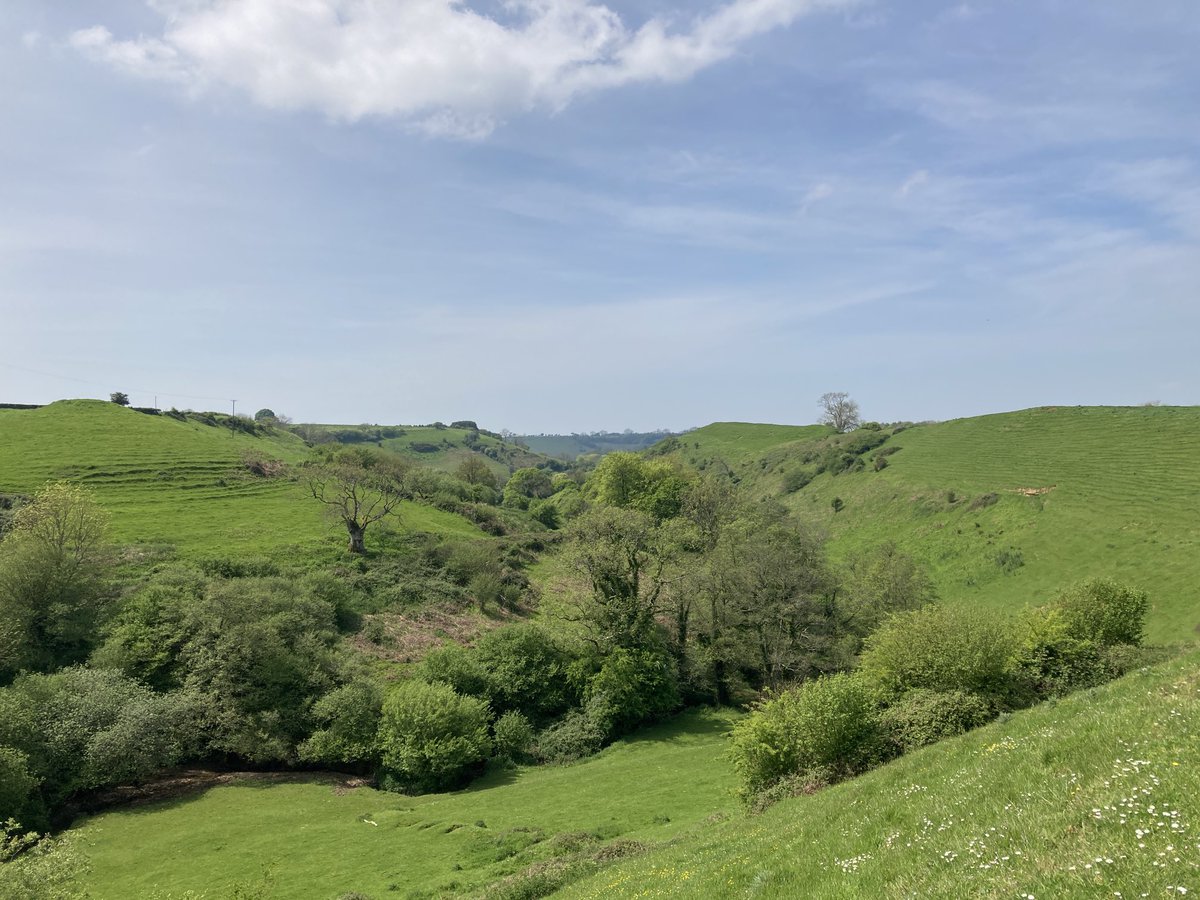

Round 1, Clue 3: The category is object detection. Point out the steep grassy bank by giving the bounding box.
[565,649,1200,898]
[681,407,1200,643]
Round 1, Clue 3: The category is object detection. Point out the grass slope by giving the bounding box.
[72,710,739,899]
[685,408,1200,644]
[0,400,481,557]
[564,650,1200,899]
[674,422,833,467]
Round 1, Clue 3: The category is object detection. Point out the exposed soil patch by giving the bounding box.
[1012,485,1056,496]
[350,599,527,665]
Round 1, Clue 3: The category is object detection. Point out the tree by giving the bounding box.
[455,455,496,489]
[253,408,276,422]
[0,483,110,678]
[564,506,680,652]
[307,449,409,553]
[698,511,837,694]
[108,392,129,406]
[818,392,860,433]
[501,467,553,509]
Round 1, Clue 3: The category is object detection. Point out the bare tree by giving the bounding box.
[307,450,409,553]
[818,392,861,433]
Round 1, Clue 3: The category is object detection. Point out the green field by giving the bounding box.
[565,649,1200,899]
[683,407,1200,644]
[69,653,1200,899]
[72,709,740,899]
[0,401,485,558]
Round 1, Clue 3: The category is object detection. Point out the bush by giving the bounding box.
[995,547,1025,574]
[493,711,535,762]
[0,748,42,830]
[858,604,1018,702]
[377,681,492,794]
[0,668,200,809]
[534,708,607,765]
[474,626,576,723]
[1011,606,1107,701]
[584,647,679,736]
[298,682,383,770]
[879,689,994,754]
[782,469,813,493]
[1055,578,1149,646]
[729,673,882,796]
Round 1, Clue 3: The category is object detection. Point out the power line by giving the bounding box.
[0,361,237,405]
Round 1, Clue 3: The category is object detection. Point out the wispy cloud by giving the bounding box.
[69,0,853,138]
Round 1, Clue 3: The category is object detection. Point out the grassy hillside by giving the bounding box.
[681,408,1200,644]
[565,649,1200,899]
[0,400,482,557]
[669,422,833,467]
[72,709,739,899]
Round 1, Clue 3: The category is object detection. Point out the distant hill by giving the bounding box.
[296,421,560,479]
[671,407,1200,644]
[520,430,676,460]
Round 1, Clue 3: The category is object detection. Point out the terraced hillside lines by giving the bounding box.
[564,651,1200,899]
[73,709,740,900]
[0,400,483,555]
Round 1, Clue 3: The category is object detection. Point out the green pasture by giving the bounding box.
[72,709,740,899]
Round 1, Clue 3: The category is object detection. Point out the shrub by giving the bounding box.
[858,604,1018,702]
[239,450,287,478]
[1055,578,1149,646]
[782,469,812,493]
[879,689,995,753]
[298,682,383,770]
[994,547,1025,574]
[474,626,576,723]
[377,681,492,794]
[584,647,679,736]
[534,709,606,765]
[967,492,999,511]
[1011,606,1107,700]
[528,499,560,529]
[0,822,89,900]
[0,748,42,830]
[0,668,201,809]
[493,711,535,762]
[730,673,882,796]
[418,644,491,699]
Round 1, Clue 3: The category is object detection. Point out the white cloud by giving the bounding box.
[69,0,852,137]
[897,169,928,197]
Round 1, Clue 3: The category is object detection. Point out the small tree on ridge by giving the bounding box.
[819,392,860,433]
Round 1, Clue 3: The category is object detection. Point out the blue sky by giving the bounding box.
[2,1,1197,432]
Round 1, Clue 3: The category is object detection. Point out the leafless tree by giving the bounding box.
[818,392,861,433]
